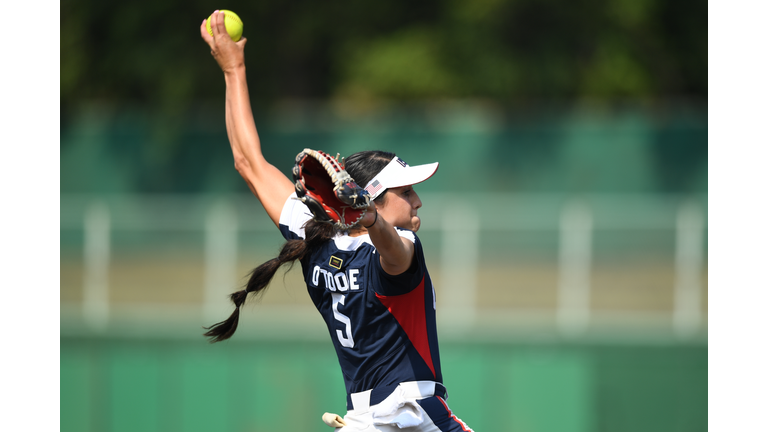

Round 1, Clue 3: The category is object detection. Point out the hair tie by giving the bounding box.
[364,211,378,229]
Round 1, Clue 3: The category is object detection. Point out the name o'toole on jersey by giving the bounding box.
[311,265,362,292]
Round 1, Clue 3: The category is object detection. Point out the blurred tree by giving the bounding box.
[60,0,706,195]
[61,0,706,111]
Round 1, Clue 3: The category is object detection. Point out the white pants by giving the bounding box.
[332,381,472,432]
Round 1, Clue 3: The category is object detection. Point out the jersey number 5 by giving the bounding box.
[332,293,355,348]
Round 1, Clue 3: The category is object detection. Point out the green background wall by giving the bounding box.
[60,106,707,196]
[61,335,706,432]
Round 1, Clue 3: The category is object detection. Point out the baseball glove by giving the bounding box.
[292,148,371,230]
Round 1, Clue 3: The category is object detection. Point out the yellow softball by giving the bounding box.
[205,10,243,42]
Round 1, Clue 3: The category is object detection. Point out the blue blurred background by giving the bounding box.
[60,0,707,430]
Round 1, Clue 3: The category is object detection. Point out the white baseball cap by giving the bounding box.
[363,156,439,200]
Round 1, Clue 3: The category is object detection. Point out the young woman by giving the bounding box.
[200,11,474,432]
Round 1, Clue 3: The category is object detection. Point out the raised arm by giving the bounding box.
[200,11,294,226]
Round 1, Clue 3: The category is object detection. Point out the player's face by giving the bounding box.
[377,185,423,232]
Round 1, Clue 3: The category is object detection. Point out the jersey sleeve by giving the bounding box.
[279,192,313,240]
[371,229,426,296]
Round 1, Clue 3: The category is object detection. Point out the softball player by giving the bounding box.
[201,11,474,432]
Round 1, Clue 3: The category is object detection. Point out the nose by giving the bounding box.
[412,190,422,210]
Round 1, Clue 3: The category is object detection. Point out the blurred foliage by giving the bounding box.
[60,0,706,195]
[61,0,706,111]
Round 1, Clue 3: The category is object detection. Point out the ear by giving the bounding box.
[373,191,388,208]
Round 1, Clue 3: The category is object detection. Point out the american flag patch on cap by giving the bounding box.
[365,179,383,196]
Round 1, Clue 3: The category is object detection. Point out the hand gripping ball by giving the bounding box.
[205,10,243,42]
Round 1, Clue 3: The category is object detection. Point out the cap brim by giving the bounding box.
[379,161,439,189]
[363,157,440,200]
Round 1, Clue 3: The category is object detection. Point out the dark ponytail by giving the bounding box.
[203,219,336,342]
[204,150,395,343]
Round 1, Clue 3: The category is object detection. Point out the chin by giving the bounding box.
[411,216,421,232]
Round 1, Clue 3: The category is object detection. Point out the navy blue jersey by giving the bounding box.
[279,195,443,400]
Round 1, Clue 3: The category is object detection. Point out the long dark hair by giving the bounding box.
[203,150,395,342]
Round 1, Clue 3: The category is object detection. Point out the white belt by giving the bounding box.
[349,381,439,412]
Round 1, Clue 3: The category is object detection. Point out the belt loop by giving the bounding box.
[416,381,435,398]
[350,389,372,412]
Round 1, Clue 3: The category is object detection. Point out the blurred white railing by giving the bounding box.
[61,193,707,340]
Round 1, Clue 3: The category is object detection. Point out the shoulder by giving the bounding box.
[393,228,424,257]
[279,193,312,240]
[373,228,427,296]
[394,227,417,244]
[333,228,420,253]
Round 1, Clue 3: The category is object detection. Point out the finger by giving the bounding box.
[213,10,228,40]
[236,37,247,48]
[209,10,220,39]
[200,19,213,44]
[205,10,218,41]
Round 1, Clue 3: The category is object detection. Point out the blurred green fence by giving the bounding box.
[60,104,707,196]
[61,191,707,336]
[61,334,706,432]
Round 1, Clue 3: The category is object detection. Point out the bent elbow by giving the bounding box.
[233,157,260,195]
[233,156,252,177]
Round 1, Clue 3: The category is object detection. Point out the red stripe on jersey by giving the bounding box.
[437,396,473,432]
[375,277,436,378]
